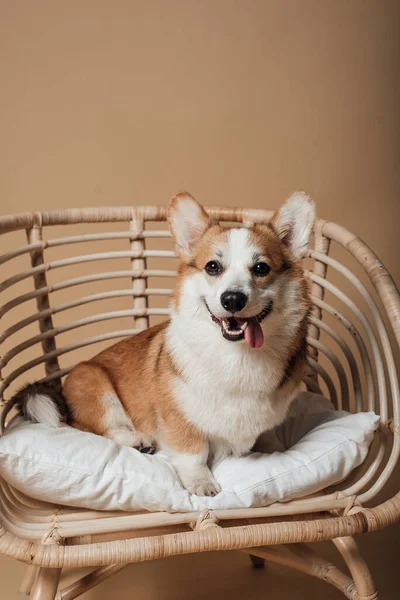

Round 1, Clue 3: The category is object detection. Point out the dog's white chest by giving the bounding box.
[176,381,290,453]
[168,322,293,455]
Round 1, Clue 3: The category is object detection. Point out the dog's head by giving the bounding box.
[167,192,315,349]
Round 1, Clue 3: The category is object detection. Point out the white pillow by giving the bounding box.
[0,393,379,513]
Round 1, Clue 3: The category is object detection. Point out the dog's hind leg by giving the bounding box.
[63,362,156,452]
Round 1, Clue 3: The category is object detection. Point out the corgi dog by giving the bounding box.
[9,191,315,496]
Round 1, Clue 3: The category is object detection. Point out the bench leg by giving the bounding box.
[249,554,265,569]
[20,565,39,595]
[333,537,378,600]
[30,567,62,600]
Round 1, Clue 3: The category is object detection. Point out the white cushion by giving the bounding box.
[0,392,379,512]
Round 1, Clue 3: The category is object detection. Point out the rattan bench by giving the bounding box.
[0,204,399,600]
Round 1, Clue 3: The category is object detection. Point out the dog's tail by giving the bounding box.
[4,382,69,427]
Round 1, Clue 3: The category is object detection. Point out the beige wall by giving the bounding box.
[0,1,399,598]
[1,0,399,280]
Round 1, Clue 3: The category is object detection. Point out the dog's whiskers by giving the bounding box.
[189,306,200,320]
[277,306,290,329]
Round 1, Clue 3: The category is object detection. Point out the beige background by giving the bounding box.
[0,0,399,598]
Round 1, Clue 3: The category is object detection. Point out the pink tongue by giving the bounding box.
[244,318,264,349]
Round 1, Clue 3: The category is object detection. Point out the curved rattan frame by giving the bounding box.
[0,205,399,599]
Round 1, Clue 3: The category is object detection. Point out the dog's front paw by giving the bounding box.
[174,460,221,497]
[185,477,221,497]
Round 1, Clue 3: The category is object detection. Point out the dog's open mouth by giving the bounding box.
[205,301,273,348]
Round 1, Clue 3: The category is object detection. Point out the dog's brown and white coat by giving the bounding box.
[12,192,315,496]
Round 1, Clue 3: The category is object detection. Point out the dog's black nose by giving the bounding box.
[220,291,248,313]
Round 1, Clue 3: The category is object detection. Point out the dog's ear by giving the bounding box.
[271,191,315,259]
[168,192,212,260]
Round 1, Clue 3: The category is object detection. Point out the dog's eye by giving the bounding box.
[252,262,271,277]
[205,261,223,276]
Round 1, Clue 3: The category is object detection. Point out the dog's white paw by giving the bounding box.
[185,477,221,497]
[173,458,221,496]
[109,427,156,454]
[131,431,157,454]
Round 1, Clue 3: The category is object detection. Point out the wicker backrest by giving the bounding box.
[1,205,399,506]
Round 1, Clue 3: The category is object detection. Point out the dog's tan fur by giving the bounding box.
[63,322,208,455]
